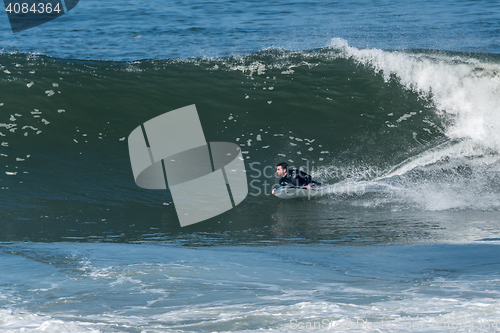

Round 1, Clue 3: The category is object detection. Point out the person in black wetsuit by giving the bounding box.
[271,162,320,194]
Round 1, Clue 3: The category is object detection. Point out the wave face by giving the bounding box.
[1,41,499,241]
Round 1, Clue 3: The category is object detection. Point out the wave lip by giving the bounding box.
[329,38,500,154]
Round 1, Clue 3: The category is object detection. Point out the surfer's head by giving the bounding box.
[276,162,288,177]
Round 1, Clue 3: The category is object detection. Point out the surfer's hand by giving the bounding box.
[272,188,276,194]
[305,185,312,191]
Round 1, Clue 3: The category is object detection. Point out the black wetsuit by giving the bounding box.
[279,169,319,187]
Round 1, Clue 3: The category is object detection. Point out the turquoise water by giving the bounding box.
[1,0,500,331]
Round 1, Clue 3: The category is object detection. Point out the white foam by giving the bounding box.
[330,38,500,154]
[324,39,500,210]
[0,309,100,333]
[383,140,489,178]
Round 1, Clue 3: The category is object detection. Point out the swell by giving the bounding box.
[0,43,499,240]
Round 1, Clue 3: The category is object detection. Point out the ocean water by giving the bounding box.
[1,0,500,332]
